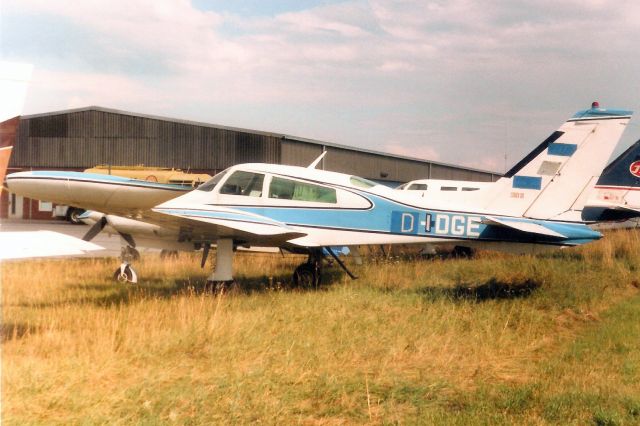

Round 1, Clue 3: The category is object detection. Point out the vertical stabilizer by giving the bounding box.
[480,103,632,221]
[0,61,32,187]
[0,117,20,185]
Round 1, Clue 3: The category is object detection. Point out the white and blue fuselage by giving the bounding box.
[153,163,602,251]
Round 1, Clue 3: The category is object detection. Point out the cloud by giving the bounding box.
[3,0,640,171]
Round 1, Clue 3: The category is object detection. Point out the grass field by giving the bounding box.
[2,230,640,424]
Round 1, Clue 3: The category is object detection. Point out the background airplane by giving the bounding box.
[7,103,633,285]
[396,178,491,193]
[582,138,640,221]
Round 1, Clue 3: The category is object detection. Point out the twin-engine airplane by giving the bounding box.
[6,104,633,284]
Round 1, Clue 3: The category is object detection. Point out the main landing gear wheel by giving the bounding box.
[452,246,474,259]
[293,263,320,289]
[66,207,85,224]
[113,263,138,284]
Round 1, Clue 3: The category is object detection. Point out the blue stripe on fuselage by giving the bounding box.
[172,190,600,246]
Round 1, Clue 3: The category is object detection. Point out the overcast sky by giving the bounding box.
[2,0,640,172]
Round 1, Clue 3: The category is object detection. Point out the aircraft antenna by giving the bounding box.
[307,151,327,169]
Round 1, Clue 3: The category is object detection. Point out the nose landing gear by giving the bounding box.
[113,245,139,284]
[113,263,138,283]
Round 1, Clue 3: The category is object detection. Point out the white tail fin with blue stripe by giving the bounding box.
[481,103,632,221]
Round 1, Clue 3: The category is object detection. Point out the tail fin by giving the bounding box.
[0,116,20,186]
[481,103,632,220]
[582,139,640,221]
[0,61,32,188]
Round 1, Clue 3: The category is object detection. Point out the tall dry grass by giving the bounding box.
[2,230,640,424]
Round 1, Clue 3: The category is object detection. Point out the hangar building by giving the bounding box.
[1,106,500,220]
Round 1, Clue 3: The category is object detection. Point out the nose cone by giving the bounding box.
[6,170,35,180]
[5,170,79,207]
[6,171,38,195]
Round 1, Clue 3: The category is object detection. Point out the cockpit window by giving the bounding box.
[196,169,229,192]
[350,176,377,189]
[219,171,265,197]
[269,177,337,203]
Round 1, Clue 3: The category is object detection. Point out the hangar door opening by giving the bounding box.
[8,193,23,219]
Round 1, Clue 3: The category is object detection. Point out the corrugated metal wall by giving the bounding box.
[281,142,498,183]
[11,111,281,171]
[9,108,498,183]
[281,140,324,167]
[322,147,429,183]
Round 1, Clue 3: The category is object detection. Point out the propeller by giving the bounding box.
[82,215,107,241]
[82,212,136,247]
[200,243,210,268]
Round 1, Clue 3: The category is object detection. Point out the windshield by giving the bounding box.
[220,171,265,197]
[196,169,229,192]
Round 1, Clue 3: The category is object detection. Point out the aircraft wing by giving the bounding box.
[151,206,307,246]
[481,216,567,239]
[0,231,104,260]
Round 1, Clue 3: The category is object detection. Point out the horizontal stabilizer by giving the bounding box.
[482,216,567,239]
[603,204,640,214]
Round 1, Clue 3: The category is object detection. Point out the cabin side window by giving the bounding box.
[219,171,265,197]
[269,177,337,203]
[440,186,458,191]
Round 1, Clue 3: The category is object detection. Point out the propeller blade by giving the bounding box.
[82,216,107,241]
[118,232,136,248]
[201,243,210,268]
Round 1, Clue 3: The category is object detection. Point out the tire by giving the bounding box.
[66,207,85,224]
[113,265,136,283]
[452,246,474,258]
[292,263,319,289]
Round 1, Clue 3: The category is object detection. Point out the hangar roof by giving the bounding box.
[21,106,498,176]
